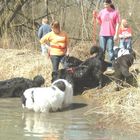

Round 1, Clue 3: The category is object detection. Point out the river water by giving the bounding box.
[0,96,140,140]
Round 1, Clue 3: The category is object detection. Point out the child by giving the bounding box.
[38,17,52,55]
[118,19,132,49]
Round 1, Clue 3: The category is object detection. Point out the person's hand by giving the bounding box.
[114,34,118,41]
[93,10,98,18]
[66,52,69,56]
[66,48,69,56]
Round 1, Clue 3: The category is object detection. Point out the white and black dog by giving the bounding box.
[21,79,73,113]
[113,46,130,60]
[112,47,136,91]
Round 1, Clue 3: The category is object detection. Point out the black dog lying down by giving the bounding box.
[112,48,136,91]
[53,46,110,93]
[0,75,45,97]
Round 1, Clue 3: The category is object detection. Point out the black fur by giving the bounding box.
[112,49,136,91]
[21,93,26,107]
[0,75,45,98]
[61,55,83,68]
[51,56,83,83]
[53,81,66,92]
[113,47,121,59]
[53,46,110,94]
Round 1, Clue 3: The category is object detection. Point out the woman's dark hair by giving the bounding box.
[103,0,112,4]
[110,4,115,9]
[103,0,115,9]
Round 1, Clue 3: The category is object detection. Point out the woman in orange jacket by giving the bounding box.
[40,21,69,82]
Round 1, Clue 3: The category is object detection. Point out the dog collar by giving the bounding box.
[66,67,75,73]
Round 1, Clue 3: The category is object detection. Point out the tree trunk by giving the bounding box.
[0,0,29,37]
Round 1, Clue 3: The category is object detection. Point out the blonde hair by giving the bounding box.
[42,17,48,24]
[120,19,129,29]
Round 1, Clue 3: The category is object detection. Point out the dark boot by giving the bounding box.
[51,71,58,83]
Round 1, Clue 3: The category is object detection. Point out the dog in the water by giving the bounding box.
[0,75,45,98]
[21,79,73,113]
[112,48,136,91]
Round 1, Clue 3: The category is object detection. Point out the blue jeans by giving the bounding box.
[119,38,132,49]
[99,36,114,61]
[50,55,65,72]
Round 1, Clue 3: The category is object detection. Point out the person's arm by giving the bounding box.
[65,33,69,56]
[114,13,121,40]
[114,10,121,40]
[92,10,102,25]
[38,27,43,39]
[40,33,50,45]
[114,23,119,41]
[118,28,124,38]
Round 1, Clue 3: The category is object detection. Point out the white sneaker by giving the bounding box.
[104,67,114,74]
[107,67,113,71]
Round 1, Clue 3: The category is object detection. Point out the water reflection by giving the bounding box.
[22,112,60,138]
[0,97,140,140]
[22,104,91,140]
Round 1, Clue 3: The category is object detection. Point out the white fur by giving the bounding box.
[118,48,130,58]
[52,79,73,107]
[113,46,130,59]
[23,79,73,113]
[113,46,119,51]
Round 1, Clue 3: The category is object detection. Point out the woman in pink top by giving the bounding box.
[93,0,120,62]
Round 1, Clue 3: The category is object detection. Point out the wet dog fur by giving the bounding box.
[112,49,136,91]
[53,46,111,94]
[21,79,73,113]
[61,55,83,68]
[0,75,45,98]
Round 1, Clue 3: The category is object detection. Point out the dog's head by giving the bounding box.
[61,55,82,68]
[53,80,66,92]
[90,46,104,59]
[33,75,45,87]
[52,79,73,107]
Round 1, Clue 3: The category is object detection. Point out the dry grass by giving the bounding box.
[0,48,52,86]
[83,81,140,133]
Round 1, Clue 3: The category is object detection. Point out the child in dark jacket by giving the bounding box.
[38,17,52,55]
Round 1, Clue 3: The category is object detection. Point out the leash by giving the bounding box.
[93,0,101,45]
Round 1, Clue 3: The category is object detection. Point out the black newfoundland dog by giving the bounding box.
[0,75,45,97]
[52,46,110,93]
[112,48,136,91]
